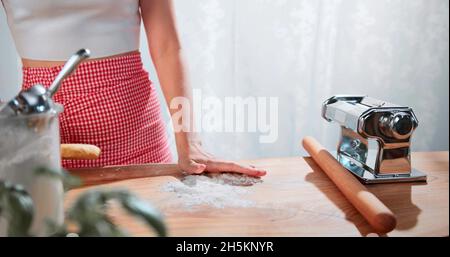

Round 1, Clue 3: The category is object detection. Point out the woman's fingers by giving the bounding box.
[203,160,267,177]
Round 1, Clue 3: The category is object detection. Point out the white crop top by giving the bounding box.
[1,0,141,60]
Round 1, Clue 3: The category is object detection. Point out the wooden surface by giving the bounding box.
[64,152,449,237]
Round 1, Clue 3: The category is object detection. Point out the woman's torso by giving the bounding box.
[2,0,141,65]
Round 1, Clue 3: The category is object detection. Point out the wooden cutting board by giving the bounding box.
[64,152,449,237]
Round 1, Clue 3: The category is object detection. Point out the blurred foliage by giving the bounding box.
[0,181,34,236]
[34,167,82,191]
[0,167,167,237]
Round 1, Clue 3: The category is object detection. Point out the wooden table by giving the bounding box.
[64,152,449,237]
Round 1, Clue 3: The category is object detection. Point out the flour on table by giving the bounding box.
[161,173,262,209]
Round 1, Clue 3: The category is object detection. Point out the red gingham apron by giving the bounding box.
[22,52,173,168]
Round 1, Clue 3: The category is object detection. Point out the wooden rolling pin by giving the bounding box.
[61,144,182,186]
[61,144,101,160]
[302,136,397,234]
[67,164,182,186]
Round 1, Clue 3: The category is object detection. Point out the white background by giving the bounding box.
[1,0,449,160]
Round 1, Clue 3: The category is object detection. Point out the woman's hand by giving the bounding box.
[178,141,267,177]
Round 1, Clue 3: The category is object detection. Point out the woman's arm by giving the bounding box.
[140,0,266,177]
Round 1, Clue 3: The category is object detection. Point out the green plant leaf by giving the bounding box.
[34,167,82,191]
[67,190,126,237]
[120,194,167,237]
[67,189,166,237]
[0,181,34,237]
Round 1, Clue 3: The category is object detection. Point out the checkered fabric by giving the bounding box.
[22,52,173,168]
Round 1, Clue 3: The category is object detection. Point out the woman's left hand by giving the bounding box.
[177,141,267,177]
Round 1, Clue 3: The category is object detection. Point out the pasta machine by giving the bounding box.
[322,95,427,184]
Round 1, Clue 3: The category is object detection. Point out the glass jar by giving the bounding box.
[0,105,64,236]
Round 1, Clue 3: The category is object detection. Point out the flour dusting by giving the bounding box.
[161,173,262,209]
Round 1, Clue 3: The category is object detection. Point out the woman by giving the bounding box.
[1,0,266,177]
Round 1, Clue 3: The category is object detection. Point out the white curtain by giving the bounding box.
[165,0,449,160]
[2,0,449,161]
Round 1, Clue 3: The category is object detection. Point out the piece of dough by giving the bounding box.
[61,144,101,160]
